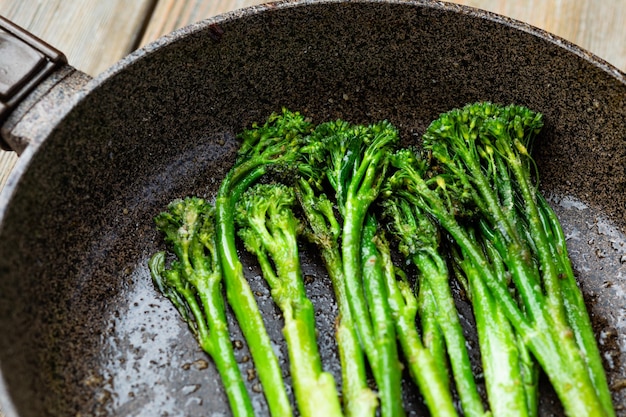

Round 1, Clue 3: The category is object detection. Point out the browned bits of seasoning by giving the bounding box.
[610,379,626,391]
[247,368,257,381]
[182,363,191,370]
[95,389,112,404]
[233,339,244,349]
[81,373,104,388]
[241,355,250,363]
[304,274,315,285]
[193,359,209,370]
[252,383,263,393]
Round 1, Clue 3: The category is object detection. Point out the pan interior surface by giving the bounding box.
[0,1,625,415]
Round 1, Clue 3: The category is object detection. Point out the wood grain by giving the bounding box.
[0,0,155,76]
[140,0,267,46]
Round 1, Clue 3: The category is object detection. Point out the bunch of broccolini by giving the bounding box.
[149,105,615,417]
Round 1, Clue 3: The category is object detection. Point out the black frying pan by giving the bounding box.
[1,1,625,415]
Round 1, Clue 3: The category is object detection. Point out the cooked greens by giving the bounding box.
[149,105,615,417]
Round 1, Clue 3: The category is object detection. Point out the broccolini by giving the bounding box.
[234,182,343,417]
[149,197,254,417]
[214,109,313,416]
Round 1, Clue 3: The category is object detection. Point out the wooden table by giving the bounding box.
[0,0,624,414]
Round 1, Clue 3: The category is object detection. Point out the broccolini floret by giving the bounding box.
[296,177,378,417]
[148,104,614,417]
[381,182,483,417]
[390,102,614,417]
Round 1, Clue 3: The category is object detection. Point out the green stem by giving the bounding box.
[149,253,254,417]
[197,275,255,417]
[361,215,405,417]
[341,198,376,358]
[454,248,530,417]
[375,234,458,417]
[321,248,379,417]
[406,185,605,416]
[482,237,539,417]
[515,333,539,417]
[296,179,377,417]
[239,184,343,417]
[282,298,344,417]
[413,252,484,417]
[416,279,449,388]
[537,196,615,417]
[215,186,292,417]
[505,148,569,332]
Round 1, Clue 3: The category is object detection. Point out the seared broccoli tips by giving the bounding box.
[299,119,405,417]
[149,104,615,417]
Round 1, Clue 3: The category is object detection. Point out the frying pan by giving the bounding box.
[0,0,625,415]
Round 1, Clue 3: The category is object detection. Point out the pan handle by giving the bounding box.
[0,16,91,154]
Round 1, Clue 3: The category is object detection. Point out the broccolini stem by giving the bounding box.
[452,245,531,417]
[419,148,607,416]
[436,195,607,416]
[342,200,375,353]
[416,279,449,388]
[411,250,483,417]
[395,162,606,415]
[210,108,314,417]
[499,134,570,331]
[361,215,405,417]
[515,333,539,417]
[373,231,458,417]
[254,250,344,417]
[481,236,539,417]
[149,198,255,417]
[537,196,615,417]
[215,190,292,417]
[296,179,378,417]
[234,183,343,417]
[461,157,609,415]
[196,265,255,417]
[149,252,254,417]
[327,249,379,417]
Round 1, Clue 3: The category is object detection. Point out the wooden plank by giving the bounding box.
[0,0,155,76]
[140,0,267,46]
[0,0,155,192]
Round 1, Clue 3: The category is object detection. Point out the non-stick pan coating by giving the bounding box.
[0,1,625,415]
